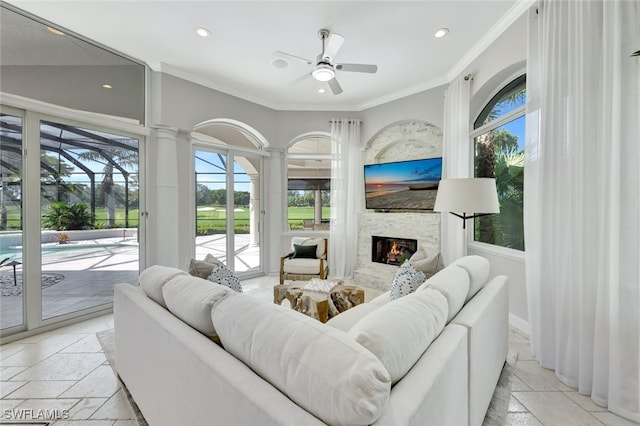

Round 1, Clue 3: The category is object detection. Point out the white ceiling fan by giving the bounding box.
[275,28,378,95]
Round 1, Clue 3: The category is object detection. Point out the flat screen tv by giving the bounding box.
[364,157,442,211]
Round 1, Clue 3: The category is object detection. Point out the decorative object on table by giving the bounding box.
[273,280,364,323]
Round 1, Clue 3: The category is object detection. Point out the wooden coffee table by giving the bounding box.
[274,280,365,323]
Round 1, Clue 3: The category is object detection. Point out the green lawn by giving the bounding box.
[2,204,329,233]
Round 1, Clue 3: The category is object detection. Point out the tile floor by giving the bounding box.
[0,276,639,425]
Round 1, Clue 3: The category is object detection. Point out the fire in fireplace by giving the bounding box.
[371,236,418,266]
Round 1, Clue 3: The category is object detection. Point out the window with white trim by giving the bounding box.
[472,75,526,251]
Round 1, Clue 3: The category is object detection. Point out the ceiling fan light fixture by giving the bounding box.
[312,63,335,82]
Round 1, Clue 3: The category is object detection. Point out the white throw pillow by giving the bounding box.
[212,293,391,426]
[348,288,448,384]
[449,255,490,302]
[139,265,188,308]
[420,265,470,323]
[390,261,426,300]
[162,275,232,338]
[411,252,445,279]
[208,265,242,293]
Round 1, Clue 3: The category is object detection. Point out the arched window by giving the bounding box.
[472,75,525,251]
[286,134,331,231]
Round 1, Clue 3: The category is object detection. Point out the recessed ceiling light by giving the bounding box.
[318,88,326,94]
[47,27,65,36]
[196,27,210,37]
[102,84,113,89]
[271,58,288,69]
[434,28,449,39]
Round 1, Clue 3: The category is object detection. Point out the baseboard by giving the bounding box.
[508,313,530,336]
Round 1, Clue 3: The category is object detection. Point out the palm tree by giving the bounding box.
[77,148,137,227]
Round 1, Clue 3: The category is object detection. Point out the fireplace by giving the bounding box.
[371,236,418,266]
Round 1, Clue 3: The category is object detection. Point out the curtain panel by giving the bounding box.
[329,119,363,279]
[441,76,472,264]
[525,0,640,420]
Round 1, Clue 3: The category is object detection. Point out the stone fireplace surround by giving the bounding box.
[353,120,443,291]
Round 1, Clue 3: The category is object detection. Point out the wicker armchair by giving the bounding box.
[279,237,328,284]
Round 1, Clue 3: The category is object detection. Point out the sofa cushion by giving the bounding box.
[390,261,426,300]
[419,265,470,323]
[369,291,391,307]
[188,253,224,279]
[326,303,380,332]
[212,293,391,426]
[449,255,490,302]
[139,265,188,308]
[208,264,242,293]
[348,288,448,384]
[162,275,232,339]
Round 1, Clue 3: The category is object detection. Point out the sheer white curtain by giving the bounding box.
[441,76,472,264]
[525,0,639,421]
[329,119,363,279]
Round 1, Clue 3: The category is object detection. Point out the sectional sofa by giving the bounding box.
[114,255,508,425]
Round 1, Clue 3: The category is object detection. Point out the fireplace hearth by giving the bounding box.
[371,236,418,266]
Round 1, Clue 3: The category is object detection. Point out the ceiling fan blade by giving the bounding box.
[335,63,378,73]
[323,33,345,61]
[328,78,343,95]
[274,51,313,65]
[290,72,311,85]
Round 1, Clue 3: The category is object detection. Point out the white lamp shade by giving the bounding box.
[434,178,500,214]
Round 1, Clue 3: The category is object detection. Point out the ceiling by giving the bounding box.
[3,1,528,111]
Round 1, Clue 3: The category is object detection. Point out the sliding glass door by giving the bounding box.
[39,119,140,320]
[0,106,144,336]
[194,148,261,275]
[0,110,24,331]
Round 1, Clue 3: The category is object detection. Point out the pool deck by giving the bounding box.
[1,234,259,331]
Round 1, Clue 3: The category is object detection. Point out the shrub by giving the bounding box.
[42,202,94,231]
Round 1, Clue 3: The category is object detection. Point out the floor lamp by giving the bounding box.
[434,178,500,257]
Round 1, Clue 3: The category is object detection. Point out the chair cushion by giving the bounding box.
[411,252,445,279]
[283,258,322,274]
[212,293,391,425]
[139,265,188,308]
[348,288,448,384]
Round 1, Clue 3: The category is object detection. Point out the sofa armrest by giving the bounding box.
[451,275,509,426]
[373,324,468,426]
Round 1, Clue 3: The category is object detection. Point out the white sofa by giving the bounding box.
[114,256,508,426]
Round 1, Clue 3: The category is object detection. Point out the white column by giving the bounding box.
[249,174,260,246]
[152,126,180,267]
[314,188,322,225]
